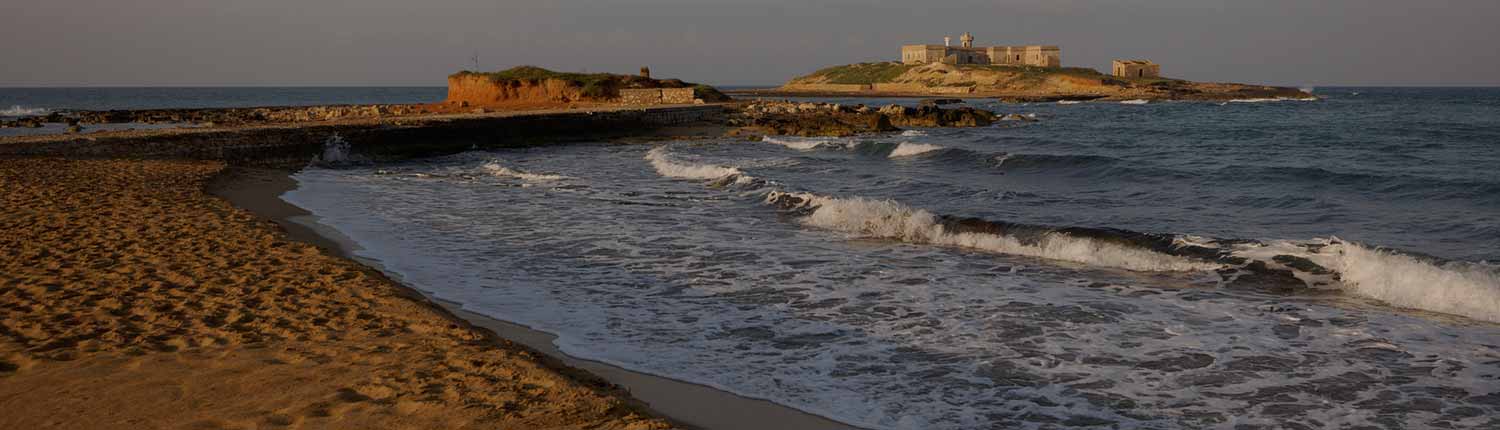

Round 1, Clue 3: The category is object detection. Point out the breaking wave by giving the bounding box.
[481,161,569,181]
[1119,99,1150,105]
[1336,244,1500,322]
[887,142,945,158]
[766,191,1219,272]
[646,144,1500,323]
[1228,97,1319,103]
[646,146,745,180]
[1230,239,1500,322]
[1,105,49,117]
[763,136,834,151]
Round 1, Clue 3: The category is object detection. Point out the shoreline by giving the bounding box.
[208,166,863,430]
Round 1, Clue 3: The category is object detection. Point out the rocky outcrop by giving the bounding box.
[443,66,729,108]
[728,101,996,137]
[445,74,589,106]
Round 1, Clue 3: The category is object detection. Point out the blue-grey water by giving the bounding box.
[284,88,1500,429]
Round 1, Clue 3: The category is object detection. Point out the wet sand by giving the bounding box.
[210,166,862,430]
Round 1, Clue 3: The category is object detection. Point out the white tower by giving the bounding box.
[944,36,951,47]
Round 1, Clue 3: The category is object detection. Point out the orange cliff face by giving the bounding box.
[443,74,595,109]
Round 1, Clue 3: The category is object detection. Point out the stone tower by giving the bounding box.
[943,36,952,47]
[639,67,651,78]
[961,32,974,48]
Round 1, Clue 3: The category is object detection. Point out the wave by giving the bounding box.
[1,105,49,117]
[887,142,945,158]
[1057,100,1083,105]
[1229,239,1500,323]
[645,146,758,187]
[763,136,835,151]
[766,191,1219,272]
[1119,99,1150,105]
[481,161,569,181]
[1334,244,1500,322]
[899,130,928,137]
[1228,97,1319,103]
[648,145,1500,323]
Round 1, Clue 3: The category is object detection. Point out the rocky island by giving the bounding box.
[732,32,1312,102]
[738,61,1312,102]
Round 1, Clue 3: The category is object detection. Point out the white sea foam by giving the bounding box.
[887,142,944,158]
[770,191,1219,272]
[899,129,928,137]
[1232,239,1500,323]
[1331,244,1500,322]
[645,146,746,180]
[1229,97,1320,103]
[763,136,832,151]
[312,133,355,165]
[1119,99,1150,105]
[1057,100,1082,105]
[1,105,49,117]
[481,162,569,181]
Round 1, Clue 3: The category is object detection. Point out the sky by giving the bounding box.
[2,0,1498,87]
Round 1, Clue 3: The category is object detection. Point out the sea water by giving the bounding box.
[286,88,1500,429]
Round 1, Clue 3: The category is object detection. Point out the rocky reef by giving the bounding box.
[728,101,999,137]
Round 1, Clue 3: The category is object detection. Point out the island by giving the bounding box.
[731,32,1313,102]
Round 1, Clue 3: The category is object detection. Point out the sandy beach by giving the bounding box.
[0,158,672,429]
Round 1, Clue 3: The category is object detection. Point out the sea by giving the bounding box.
[19,87,1500,428]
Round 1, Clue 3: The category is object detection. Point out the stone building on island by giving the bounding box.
[901,32,1061,68]
[1112,60,1160,78]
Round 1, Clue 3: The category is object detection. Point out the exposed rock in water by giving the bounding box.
[879,104,996,128]
[730,101,994,137]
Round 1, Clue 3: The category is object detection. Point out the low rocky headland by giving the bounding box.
[734,61,1313,101]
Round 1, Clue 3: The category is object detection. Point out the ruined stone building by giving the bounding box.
[1112,60,1161,78]
[901,33,1061,68]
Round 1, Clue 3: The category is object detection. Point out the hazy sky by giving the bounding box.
[3,0,1497,87]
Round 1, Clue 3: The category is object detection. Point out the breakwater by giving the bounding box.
[0,105,724,166]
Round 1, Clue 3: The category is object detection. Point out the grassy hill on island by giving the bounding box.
[775,62,1310,101]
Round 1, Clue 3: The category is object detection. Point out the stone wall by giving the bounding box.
[986,46,1060,68]
[1112,60,1161,78]
[661,88,696,104]
[618,88,702,105]
[781,84,873,92]
[619,89,664,105]
[901,45,948,65]
[871,83,927,93]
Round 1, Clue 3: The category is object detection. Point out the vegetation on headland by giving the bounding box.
[808,62,919,84]
[451,66,728,101]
